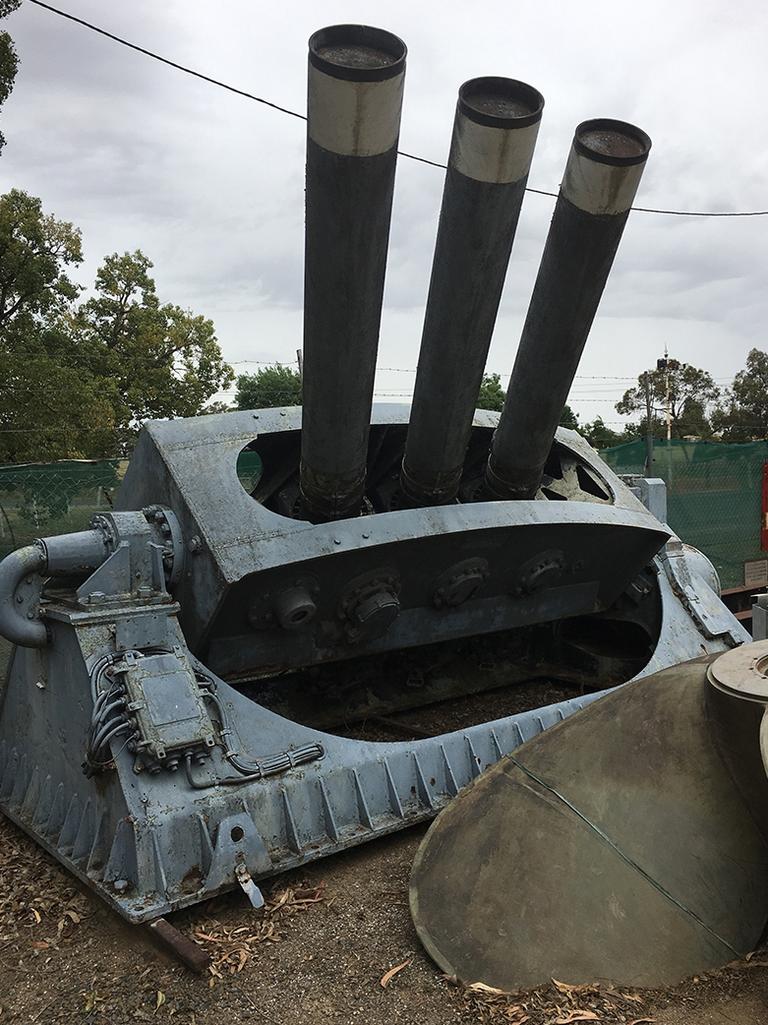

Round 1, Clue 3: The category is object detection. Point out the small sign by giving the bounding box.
[744,559,768,587]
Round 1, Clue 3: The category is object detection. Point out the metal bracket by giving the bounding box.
[235,859,265,910]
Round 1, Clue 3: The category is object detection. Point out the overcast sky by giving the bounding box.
[2,0,767,425]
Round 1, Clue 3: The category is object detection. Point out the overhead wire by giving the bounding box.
[25,0,768,219]
[9,3,757,438]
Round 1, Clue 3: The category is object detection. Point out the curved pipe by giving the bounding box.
[0,528,107,649]
[0,543,48,648]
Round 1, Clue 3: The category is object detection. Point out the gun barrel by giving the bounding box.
[299,25,407,522]
[485,119,651,500]
[400,77,543,506]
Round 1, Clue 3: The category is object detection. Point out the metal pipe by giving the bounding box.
[0,544,47,647]
[299,24,407,522]
[400,78,544,506]
[0,529,107,648]
[39,528,107,574]
[485,119,651,500]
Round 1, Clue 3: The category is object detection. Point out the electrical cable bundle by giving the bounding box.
[186,673,324,789]
[83,654,135,774]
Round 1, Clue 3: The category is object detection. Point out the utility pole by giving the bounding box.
[663,345,672,442]
[643,372,654,475]
[296,348,303,379]
[657,348,679,443]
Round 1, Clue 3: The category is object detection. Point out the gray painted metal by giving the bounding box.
[621,476,668,525]
[753,595,768,641]
[0,437,746,923]
[115,406,676,678]
[0,559,741,923]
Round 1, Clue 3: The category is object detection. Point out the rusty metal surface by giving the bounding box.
[148,918,211,974]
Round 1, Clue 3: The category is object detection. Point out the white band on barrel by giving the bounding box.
[308,65,404,157]
[562,149,646,215]
[449,114,540,184]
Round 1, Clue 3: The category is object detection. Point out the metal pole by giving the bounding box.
[664,346,672,442]
[644,372,654,475]
[485,118,651,500]
[400,77,544,506]
[299,25,406,522]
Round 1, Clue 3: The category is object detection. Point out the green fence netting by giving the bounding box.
[0,454,267,563]
[0,460,123,560]
[602,439,768,589]
[0,443,763,592]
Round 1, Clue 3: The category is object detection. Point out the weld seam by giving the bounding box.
[507,755,741,957]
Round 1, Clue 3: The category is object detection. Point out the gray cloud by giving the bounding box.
[2,0,767,427]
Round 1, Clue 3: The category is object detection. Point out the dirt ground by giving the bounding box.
[2,811,767,1025]
[1,636,767,1023]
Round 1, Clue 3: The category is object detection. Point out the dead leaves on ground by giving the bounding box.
[380,957,412,988]
[0,816,91,951]
[190,881,329,981]
[450,973,654,1025]
[553,1012,599,1024]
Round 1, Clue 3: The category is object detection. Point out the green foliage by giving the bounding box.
[197,400,233,416]
[235,364,302,410]
[476,372,505,412]
[0,1,21,154]
[0,321,119,462]
[712,348,768,442]
[476,374,577,430]
[616,362,719,439]
[580,416,625,449]
[0,190,83,330]
[76,250,234,442]
[0,192,233,461]
[559,404,579,430]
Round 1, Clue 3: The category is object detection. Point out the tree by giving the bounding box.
[712,348,768,441]
[235,364,302,410]
[0,325,119,462]
[580,416,625,449]
[559,404,579,431]
[477,372,505,412]
[0,1,20,154]
[76,251,234,443]
[476,373,578,428]
[616,361,719,440]
[0,190,82,333]
[0,192,234,459]
[197,400,233,416]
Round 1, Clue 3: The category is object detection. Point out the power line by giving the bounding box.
[28,0,304,121]
[27,0,768,219]
[229,361,643,381]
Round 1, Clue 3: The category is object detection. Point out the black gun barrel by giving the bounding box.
[400,78,544,506]
[299,25,407,522]
[485,119,651,500]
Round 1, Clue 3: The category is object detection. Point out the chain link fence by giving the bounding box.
[603,439,768,589]
[0,443,764,595]
[0,454,266,563]
[0,460,124,560]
